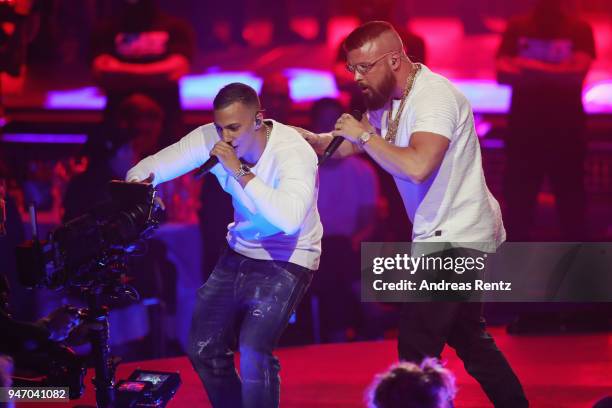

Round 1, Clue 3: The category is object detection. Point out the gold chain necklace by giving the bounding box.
[385,63,421,144]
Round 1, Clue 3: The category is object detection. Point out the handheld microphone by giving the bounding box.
[193,156,219,179]
[318,110,362,166]
[195,116,265,178]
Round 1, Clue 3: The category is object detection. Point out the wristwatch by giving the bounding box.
[359,131,374,146]
[232,164,252,180]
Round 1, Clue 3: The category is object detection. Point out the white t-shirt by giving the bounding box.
[126,120,323,270]
[368,64,505,252]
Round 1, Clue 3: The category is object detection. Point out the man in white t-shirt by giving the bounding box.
[297,22,527,407]
[126,83,322,408]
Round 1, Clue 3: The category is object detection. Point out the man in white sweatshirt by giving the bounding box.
[297,21,527,408]
[126,82,322,408]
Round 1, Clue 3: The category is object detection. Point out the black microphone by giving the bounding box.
[193,156,219,179]
[318,110,362,166]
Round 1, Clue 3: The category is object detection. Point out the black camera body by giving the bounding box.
[10,180,168,406]
[15,180,160,290]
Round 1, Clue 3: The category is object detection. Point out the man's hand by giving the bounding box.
[141,173,155,184]
[292,126,332,155]
[125,173,165,209]
[332,113,373,144]
[126,172,155,184]
[38,306,82,342]
[210,141,241,174]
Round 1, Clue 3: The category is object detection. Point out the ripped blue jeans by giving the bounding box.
[187,248,313,408]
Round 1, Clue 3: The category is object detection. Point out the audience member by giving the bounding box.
[496,0,595,241]
[63,93,163,221]
[368,358,456,408]
[91,0,195,148]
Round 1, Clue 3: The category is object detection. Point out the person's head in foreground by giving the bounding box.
[593,396,612,408]
[368,358,456,408]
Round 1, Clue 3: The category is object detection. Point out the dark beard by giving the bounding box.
[363,70,396,111]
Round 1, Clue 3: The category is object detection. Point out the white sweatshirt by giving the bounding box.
[126,120,322,270]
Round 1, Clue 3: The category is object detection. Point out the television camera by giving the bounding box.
[13,180,180,407]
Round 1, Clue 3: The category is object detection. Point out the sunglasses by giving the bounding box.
[346,50,400,75]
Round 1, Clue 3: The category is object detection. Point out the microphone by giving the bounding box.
[193,156,219,179]
[318,110,362,166]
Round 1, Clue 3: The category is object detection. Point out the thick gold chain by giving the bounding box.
[385,63,421,144]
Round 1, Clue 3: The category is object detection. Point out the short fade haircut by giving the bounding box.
[213,82,261,111]
[343,20,398,53]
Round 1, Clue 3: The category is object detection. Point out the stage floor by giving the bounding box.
[24,327,612,408]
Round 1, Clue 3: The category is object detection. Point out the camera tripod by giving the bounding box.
[78,253,140,408]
